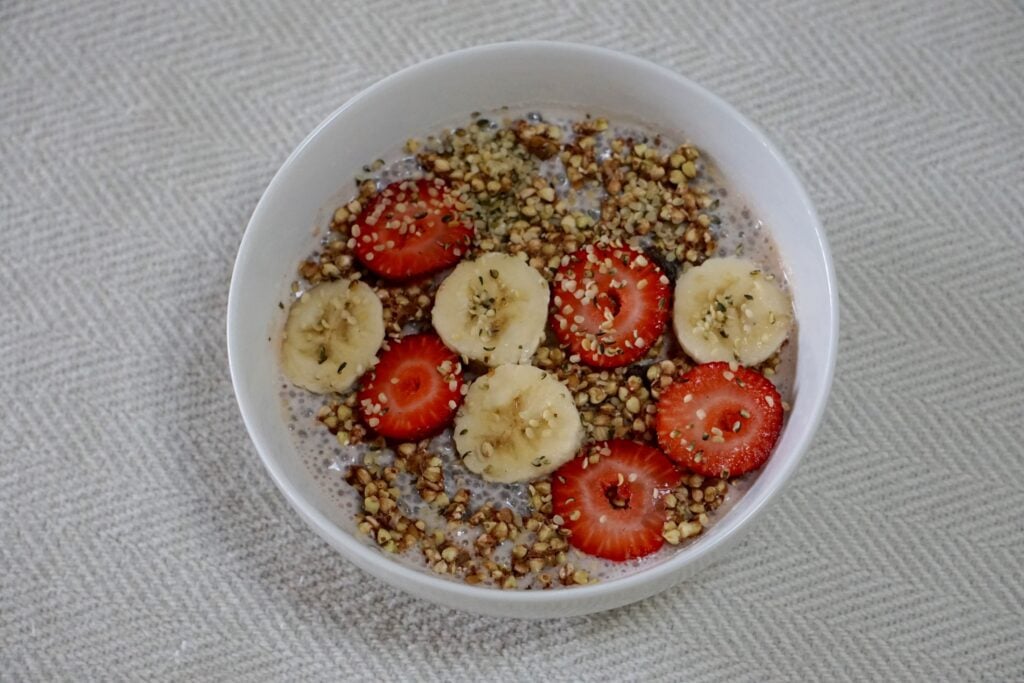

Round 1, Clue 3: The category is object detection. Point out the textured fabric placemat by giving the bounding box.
[3,1,1022,680]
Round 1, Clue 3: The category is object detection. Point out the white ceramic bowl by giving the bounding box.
[227,41,838,618]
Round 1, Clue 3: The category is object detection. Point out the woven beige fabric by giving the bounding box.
[3,0,1023,679]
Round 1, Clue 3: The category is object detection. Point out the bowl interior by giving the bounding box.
[228,42,836,617]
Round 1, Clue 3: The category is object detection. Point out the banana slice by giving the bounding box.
[432,252,549,366]
[673,257,793,366]
[454,364,584,483]
[281,279,385,394]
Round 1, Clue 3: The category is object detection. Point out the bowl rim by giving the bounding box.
[227,40,839,607]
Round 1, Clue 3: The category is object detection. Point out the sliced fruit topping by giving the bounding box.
[655,362,783,477]
[551,440,681,562]
[551,243,671,368]
[358,333,464,440]
[454,364,583,483]
[432,252,550,366]
[281,279,385,394]
[672,256,792,366]
[352,178,474,280]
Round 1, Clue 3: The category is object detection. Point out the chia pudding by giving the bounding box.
[276,108,795,589]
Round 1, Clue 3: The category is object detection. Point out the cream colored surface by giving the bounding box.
[280,279,384,394]
[455,364,584,483]
[432,253,550,366]
[3,0,1023,679]
[672,257,792,365]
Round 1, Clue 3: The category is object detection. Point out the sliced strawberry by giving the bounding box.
[551,440,681,562]
[550,243,670,368]
[655,362,783,478]
[352,178,474,280]
[358,333,464,440]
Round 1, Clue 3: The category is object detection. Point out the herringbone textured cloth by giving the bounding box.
[2,0,1022,680]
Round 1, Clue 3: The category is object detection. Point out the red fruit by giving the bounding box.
[550,243,670,368]
[655,362,783,478]
[352,178,473,280]
[551,440,681,562]
[357,334,464,440]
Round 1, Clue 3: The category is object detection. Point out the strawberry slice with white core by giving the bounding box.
[655,362,783,478]
[352,178,473,280]
[551,440,681,562]
[551,243,671,368]
[358,333,464,441]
